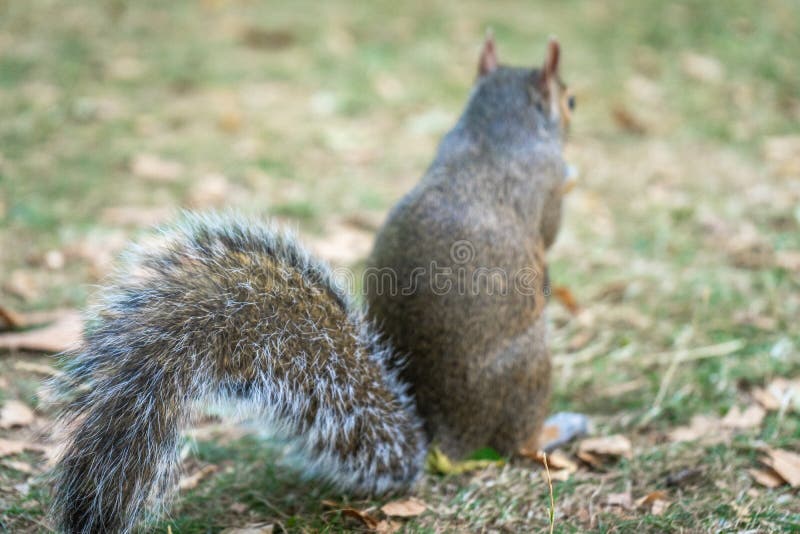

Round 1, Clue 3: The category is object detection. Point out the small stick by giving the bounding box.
[543,452,555,534]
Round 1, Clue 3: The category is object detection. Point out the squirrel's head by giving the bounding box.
[468,35,574,248]
[473,34,574,143]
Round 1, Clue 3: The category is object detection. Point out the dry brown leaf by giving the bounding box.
[520,449,578,475]
[0,438,45,458]
[542,468,571,482]
[576,450,603,469]
[306,222,374,266]
[130,153,183,182]
[762,135,800,177]
[776,251,800,272]
[578,435,632,459]
[217,110,243,133]
[228,502,249,514]
[0,400,35,429]
[375,519,402,534]
[635,490,668,507]
[668,414,728,444]
[1,459,35,474]
[721,405,766,429]
[321,500,380,530]
[380,497,426,518]
[606,491,632,509]
[4,270,39,301]
[187,173,232,208]
[179,464,219,490]
[0,309,82,353]
[340,507,379,530]
[749,468,784,488]
[681,52,725,83]
[611,105,647,135]
[761,448,800,487]
[650,499,669,516]
[752,377,800,413]
[552,285,581,315]
[240,27,295,50]
[0,305,26,330]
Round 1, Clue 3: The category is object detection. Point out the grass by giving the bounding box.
[1,0,799,531]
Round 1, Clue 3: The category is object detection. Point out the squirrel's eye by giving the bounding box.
[567,95,576,111]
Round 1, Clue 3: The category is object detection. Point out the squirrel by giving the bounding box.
[49,35,574,533]
[365,35,574,459]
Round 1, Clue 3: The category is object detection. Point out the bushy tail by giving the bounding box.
[50,212,426,533]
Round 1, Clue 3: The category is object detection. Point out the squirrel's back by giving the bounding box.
[51,212,425,533]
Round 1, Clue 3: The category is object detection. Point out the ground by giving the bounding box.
[1,0,799,532]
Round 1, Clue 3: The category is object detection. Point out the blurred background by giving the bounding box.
[0,1,798,531]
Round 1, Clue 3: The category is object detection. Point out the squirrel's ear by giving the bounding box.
[478,32,498,77]
[541,37,560,86]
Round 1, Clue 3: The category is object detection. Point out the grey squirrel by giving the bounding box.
[50,36,575,533]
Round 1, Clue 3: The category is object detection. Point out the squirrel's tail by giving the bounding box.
[50,212,426,534]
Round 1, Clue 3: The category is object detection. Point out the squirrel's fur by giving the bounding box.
[50,37,572,533]
[51,213,425,533]
[366,37,572,458]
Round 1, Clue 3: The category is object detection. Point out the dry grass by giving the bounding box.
[1,0,799,532]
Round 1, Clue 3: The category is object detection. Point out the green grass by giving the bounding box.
[1,0,799,531]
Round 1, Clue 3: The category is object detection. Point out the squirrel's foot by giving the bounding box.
[541,412,590,452]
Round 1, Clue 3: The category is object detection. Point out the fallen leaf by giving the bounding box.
[321,501,379,531]
[749,468,783,488]
[611,105,647,135]
[635,490,668,508]
[668,414,728,444]
[752,377,800,413]
[0,400,35,429]
[776,250,800,272]
[130,153,183,182]
[375,519,402,533]
[1,459,35,473]
[0,309,83,353]
[187,173,232,208]
[681,52,725,83]
[576,450,603,469]
[761,448,800,487]
[542,467,572,482]
[520,449,578,475]
[425,446,504,475]
[650,499,669,515]
[606,492,632,509]
[240,27,295,50]
[0,305,26,330]
[635,490,670,515]
[552,285,581,315]
[228,502,249,514]
[179,464,219,490]
[0,439,46,458]
[380,497,426,518]
[721,405,766,429]
[762,135,800,178]
[578,435,632,459]
[217,109,243,133]
[4,270,39,301]
[306,221,374,266]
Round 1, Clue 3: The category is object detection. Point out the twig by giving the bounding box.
[638,339,745,366]
[543,452,555,534]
